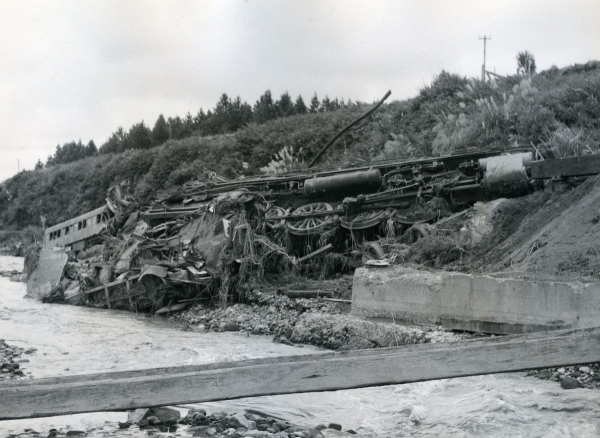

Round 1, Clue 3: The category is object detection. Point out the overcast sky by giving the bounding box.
[0,0,598,182]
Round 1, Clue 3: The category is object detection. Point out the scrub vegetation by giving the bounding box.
[1,60,598,230]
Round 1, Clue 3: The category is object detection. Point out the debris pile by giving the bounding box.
[34,149,531,310]
[30,149,600,323]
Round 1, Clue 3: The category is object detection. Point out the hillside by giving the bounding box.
[1,61,598,230]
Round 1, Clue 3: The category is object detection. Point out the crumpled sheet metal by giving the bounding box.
[26,247,68,300]
[139,265,168,281]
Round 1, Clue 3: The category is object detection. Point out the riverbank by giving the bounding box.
[173,288,473,351]
[0,339,33,381]
[11,407,356,438]
[526,364,600,390]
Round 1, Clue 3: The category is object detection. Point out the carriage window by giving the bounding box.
[57,230,61,238]
[96,214,101,224]
[65,227,69,235]
[82,219,87,228]
[77,222,82,230]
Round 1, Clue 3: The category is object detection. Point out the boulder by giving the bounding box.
[127,408,150,424]
[561,376,580,390]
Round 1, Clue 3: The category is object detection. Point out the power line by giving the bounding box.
[479,35,491,81]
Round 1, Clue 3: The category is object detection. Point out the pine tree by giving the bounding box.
[321,95,332,112]
[86,140,97,156]
[295,95,308,114]
[100,127,127,154]
[309,93,320,113]
[127,121,152,150]
[253,90,276,123]
[276,92,295,117]
[152,114,170,146]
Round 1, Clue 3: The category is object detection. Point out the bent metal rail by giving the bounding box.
[1,327,599,420]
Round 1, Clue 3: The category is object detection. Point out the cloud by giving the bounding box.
[0,0,598,182]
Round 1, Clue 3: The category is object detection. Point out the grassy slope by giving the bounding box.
[1,61,598,229]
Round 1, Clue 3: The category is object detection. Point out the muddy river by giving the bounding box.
[1,256,599,437]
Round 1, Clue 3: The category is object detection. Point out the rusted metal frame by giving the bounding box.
[309,90,392,168]
[83,274,141,296]
[296,244,334,263]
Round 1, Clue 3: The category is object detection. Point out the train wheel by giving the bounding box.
[265,206,287,230]
[340,209,388,230]
[287,203,334,236]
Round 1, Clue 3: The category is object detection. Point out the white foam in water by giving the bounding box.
[1,255,600,437]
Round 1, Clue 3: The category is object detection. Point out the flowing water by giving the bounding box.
[1,256,599,437]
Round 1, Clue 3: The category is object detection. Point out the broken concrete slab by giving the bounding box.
[352,266,600,334]
[26,247,68,300]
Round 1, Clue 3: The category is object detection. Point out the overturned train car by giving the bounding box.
[33,148,535,310]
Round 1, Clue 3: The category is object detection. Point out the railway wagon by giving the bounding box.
[43,206,109,251]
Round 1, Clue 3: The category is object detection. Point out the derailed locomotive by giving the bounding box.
[32,146,535,310]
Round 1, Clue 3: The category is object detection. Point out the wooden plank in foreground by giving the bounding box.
[531,155,600,179]
[1,327,599,420]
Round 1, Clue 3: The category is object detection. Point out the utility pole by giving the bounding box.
[479,35,491,81]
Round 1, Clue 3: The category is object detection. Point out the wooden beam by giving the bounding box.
[531,155,600,179]
[83,275,140,296]
[1,327,599,420]
[104,286,111,309]
[126,280,134,309]
[297,244,333,263]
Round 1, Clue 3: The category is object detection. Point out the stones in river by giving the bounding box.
[222,322,241,332]
[561,376,580,390]
[538,369,551,379]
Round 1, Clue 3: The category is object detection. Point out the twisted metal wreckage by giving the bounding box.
[28,146,539,312]
[27,90,593,314]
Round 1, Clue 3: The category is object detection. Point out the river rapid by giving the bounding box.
[1,256,599,437]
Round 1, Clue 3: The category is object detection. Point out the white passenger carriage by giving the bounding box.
[43,206,110,251]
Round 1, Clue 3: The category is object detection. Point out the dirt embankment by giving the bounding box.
[388,175,600,282]
[463,175,600,280]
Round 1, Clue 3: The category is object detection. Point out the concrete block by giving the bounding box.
[352,266,600,334]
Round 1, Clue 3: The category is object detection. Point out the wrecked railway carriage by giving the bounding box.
[29,147,537,312]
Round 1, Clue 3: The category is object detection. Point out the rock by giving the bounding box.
[127,408,150,424]
[328,423,342,431]
[230,413,256,430]
[572,371,582,378]
[147,416,160,424]
[579,366,591,373]
[224,322,241,331]
[118,422,131,429]
[538,369,551,379]
[145,407,181,423]
[65,432,85,436]
[561,376,580,390]
[241,431,272,437]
